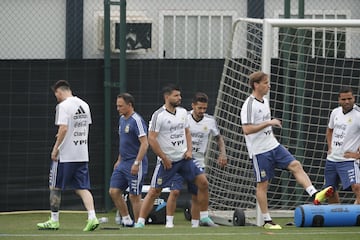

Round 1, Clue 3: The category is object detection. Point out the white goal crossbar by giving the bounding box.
[206,18,360,227]
[238,18,360,75]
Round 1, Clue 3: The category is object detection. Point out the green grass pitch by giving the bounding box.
[0,210,359,240]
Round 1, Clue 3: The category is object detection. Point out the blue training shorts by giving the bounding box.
[252,144,295,182]
[324,160,360,191]
[49,161,90,190]
[109,160,146,195]
[150,158,203,195]
[169,173,198,195]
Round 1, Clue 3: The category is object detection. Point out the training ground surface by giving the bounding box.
[0,211,360,240]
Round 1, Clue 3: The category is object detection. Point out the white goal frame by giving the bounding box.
[206,18,360,227]
[240,18,360,77]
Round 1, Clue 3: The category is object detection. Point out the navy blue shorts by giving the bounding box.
[324,160,360,190]
[169,173,198,195]
[150,158,203,195]
[109,160,146,195]
[252,145,295,182]
[49,161,90,190]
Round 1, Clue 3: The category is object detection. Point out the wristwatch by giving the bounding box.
[134,160,140,166]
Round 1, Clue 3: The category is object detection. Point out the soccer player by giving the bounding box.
[240,71,331,230]
[109,93,149,227]
[319,87,360,204]
[134,84,216,228]
[37,80,99,231]
[165,92,227,228]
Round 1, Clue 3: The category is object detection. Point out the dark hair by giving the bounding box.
[162,84,181,96]
[192,92,208,104]
[339,86,353,96]
[117,92,135,108]
[249,71,268,90]
[52,80,71,92]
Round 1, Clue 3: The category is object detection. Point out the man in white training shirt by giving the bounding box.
[165,92,227,228]
[37,80,99,231]
[134,84,216,228]
[240,71,331,230]
[321,87,360,204]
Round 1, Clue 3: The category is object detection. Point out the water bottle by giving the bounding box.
[98,217,109,224]
[115,210,122,225]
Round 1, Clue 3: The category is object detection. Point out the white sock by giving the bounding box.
[262,213,272,222]
[137,217,145,225]
[200,211,208,219]
[51,212,59,222]
[166,215,174,225]
[88,210,96,220]
[191,219,199,227]
[306,185,317,196]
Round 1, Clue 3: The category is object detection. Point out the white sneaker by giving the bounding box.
[165,222,174,228]
[122,220,134,227]
[199,217,218,227]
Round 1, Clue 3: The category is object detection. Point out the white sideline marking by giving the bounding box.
[1,231,360,237]
[0,210,87,215]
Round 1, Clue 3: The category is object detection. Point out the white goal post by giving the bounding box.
[205,18,360,226]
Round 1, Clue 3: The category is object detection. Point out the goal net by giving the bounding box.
[205,18,360,225]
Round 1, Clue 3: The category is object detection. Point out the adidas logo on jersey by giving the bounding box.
[76,106,86,115]
[73,106,87,119]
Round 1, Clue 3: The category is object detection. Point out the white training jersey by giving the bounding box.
[149,105,189,162]
[327,105,360,162]
[188,111,219,167]
[55,96,92,162]
[240,95,279,156]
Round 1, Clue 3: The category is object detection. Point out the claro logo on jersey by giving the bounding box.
[192,132,204,152]
[73,106,88,146]
[169,123,185,146]
[169,123,185,139]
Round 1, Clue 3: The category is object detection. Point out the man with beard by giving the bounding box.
[165,92,227,228]
[134,84,215,228]
[320,87,360,204]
